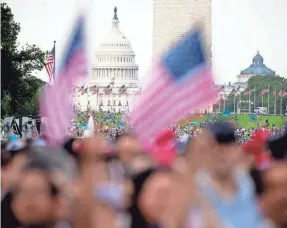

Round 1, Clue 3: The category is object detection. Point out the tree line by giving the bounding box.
[222,75,287,114]
[1,3,47,117]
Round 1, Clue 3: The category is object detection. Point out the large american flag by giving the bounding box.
[129,29,216,143]
[40,15,88,145]
[45,46,55,83]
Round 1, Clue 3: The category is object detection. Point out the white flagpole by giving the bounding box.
[274,86,276,115]
[234,94,236,114]
[280,94,283,116]
[267,86,270,114]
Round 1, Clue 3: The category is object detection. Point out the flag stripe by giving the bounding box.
[131,65,211,127]
[45,47,55,83]
[40,18,88,145]
[32,126,39,139]
[129,29,216,143]
[139,83,216,142]
[138,71,213,131]
[133,67,170,109]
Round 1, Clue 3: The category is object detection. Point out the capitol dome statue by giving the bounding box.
[76,7,141,112]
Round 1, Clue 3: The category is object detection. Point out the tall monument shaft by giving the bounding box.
[153,0,212,62]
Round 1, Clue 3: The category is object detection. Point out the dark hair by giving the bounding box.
[1,151,12,167]
[114,132,136,142]
[266,134,287,160]
[207,121,236,144]
[63,138,80,168]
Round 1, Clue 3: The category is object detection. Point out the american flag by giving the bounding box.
[90,85,98,94]
[220,94,227,100]
[279,89,287,97]
[218,85,224,92]
[243,88,255,96]
[129,29,216,143]
[104,85,112,94]
[40,15,88,145]
[45,46,55,83]
[78,85,85,93]
[80,87,88,95]
[231,86,241,95]
[260,86,269,95]
[32,125,39,139]
[119,85,126,94]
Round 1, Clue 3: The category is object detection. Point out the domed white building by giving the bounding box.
[76,7,141,112]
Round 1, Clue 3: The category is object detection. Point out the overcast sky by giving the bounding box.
[5,0,287,84]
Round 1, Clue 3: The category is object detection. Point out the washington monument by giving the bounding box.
[153,0,212,62]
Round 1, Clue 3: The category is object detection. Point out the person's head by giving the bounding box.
[263,162,287,192]
[260,162,287,225]
[4,138,29,187]
[1,142,12,191]
[12,159,61,226]
[205,122,242,175]
[115,133,143,166]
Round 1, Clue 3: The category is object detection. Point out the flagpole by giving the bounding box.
[253,86,256,113]
[262,94,264,108]
[267,86,270,115]
[234,95,236,114]
[223,97,226,111]
[249,92,251,114]
[280,95,283,116]
[53,41,56,77]
[86,86,89,111]
[219,95,221,113]
[274,86,276,115]
[239,91,241,114]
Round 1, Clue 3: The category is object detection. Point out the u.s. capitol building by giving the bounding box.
[76,7,141,112]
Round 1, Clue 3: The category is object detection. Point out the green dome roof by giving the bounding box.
[240,51,275,76]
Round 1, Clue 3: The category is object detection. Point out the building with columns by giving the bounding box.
[76,7,141,112]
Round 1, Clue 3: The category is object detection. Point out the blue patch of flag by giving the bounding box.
[60,16,85,72]
[162,29,205,80]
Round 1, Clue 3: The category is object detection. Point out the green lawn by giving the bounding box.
[76,113,286,129]
[180,114,286,129]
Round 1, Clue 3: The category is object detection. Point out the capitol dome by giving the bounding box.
[78,7,140,113]
[252,51,264,65]
[236,51,276,85]
[93,7,138,79]
[240,51,275,76]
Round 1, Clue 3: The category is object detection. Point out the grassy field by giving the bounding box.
[179,114,286,129]
[76,113,286,129]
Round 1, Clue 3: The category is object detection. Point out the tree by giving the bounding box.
[1,3,47,117]
[224,75,287,114]
[247,75,287,114]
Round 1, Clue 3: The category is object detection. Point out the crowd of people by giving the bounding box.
[69,110,285,143]
[1,116,287,227]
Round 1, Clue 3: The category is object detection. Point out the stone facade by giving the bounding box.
[153,0,212,62]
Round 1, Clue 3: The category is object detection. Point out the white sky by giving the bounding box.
[5,0,287,84]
